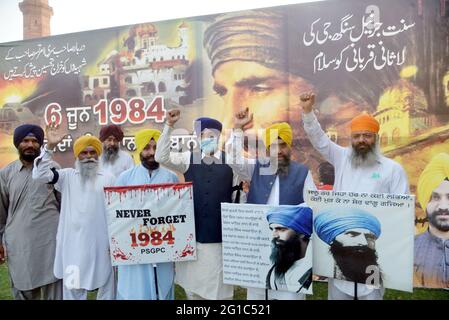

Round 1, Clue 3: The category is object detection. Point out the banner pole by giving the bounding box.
[153,264,159,300]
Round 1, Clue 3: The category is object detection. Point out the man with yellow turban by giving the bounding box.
[300,92,409,300]
[32,126,116,300]
[226,111,316,300]
[415,153,449,288]
[114,128,179,300]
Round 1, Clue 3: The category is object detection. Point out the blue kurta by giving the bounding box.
[115,164,179,300]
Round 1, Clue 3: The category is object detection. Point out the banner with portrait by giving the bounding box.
[306,189,414,292]
[221,203,314,295]
[0,0,448,288]
[104,182,196,266]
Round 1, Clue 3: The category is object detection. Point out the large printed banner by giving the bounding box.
[104,182,196,266]
[306,190,414,292]
[0,0,449,288]
[221,203,313,295]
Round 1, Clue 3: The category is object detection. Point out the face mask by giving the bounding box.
[200,137,218,155]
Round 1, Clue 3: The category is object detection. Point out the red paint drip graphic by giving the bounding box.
[104,182,193,203]
[180,244,195,258]
[111,236,133,261]
[112,248,129,261]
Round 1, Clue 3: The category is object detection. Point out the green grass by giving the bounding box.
[1,264,447,300]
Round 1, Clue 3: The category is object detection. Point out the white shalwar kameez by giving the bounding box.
[303,111,409,300]
[33,146,116,300]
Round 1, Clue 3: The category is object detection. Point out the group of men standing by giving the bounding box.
[0,86,419,300]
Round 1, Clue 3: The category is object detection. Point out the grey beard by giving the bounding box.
[75,159,99,184]
[350,142,381,168]
[102,147,119,164]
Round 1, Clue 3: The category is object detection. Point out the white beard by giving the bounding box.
[75,158,99,185]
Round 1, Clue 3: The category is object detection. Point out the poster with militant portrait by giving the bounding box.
[306,190,415,292]
[221,203,313,295]
[0,0,448,272]
[104,182,196,266]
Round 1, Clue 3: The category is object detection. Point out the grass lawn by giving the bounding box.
[1,264,447,300]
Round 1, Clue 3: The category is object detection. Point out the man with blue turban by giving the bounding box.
[0,124,62,299]
[265,205,313,294]
[314,208,383,292]
[155,109,236,300]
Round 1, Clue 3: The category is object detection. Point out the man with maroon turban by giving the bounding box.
[99,124,134,178]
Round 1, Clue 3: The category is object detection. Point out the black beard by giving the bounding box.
[330,241,382,285]
[19,147,40,162]
[352,142,375,157]
[103,146,119,163]
[141,155,160,171]
[276,155,291,177]
[270,233,305,277]
[428,209,449,232]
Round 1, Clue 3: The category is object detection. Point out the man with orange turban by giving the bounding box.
[300,92,409,300]
[225,112,316,300]
[32,126,116,300]
[415,153,449,288]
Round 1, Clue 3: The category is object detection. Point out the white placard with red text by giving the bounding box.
[104,182,196,266]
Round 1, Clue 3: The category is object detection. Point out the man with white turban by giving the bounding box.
[314,208,383,288]
[114,129,179,300]
[32,125,115,300]
[415,153,449,288]
[300,93,409,300]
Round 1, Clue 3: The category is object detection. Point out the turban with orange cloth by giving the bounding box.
[263,122,293,149]
[417,153,449,210]
[73,135,102,158]
[350,114,380,133]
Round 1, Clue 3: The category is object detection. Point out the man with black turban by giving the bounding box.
[0,124,62,299]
